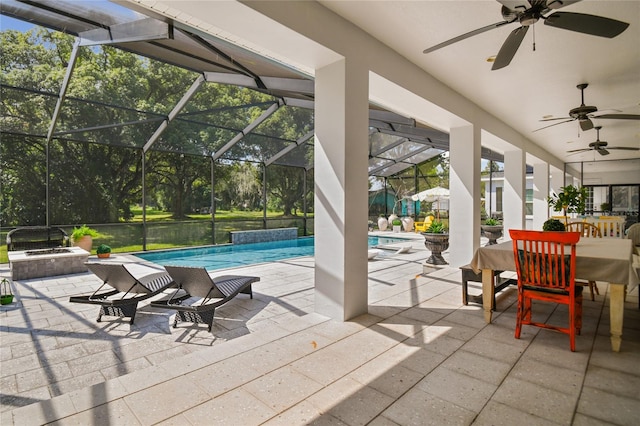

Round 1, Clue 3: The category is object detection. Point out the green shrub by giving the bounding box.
[71,225,99,241]
[542,219,565,232]
[96,244,111,254]
[425,220,447,233]
[484,218,500,226]
[392,219,402,226]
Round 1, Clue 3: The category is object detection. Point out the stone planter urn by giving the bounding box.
[402,217,414,232]
[481,225,503,246]
[421,232,449,265]
[73,236,93,252]
[377,217,388,231]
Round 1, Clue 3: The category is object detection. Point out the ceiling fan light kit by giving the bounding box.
[423,0,629,71]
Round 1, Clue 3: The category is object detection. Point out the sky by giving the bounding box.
[0,15,36,32]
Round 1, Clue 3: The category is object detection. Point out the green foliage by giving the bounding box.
[542,219,566,232]
[71,225,99,240]
[484,218,500,226]
[392,219,402,226]
[425,220,447,234]
[547,185,587,216]
[96,244,111,254]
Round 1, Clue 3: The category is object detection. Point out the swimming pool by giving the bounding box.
[134,235,411,271]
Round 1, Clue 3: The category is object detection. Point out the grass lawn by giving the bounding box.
[1,208,313,264]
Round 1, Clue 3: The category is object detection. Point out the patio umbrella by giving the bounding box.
[410,187,450,219]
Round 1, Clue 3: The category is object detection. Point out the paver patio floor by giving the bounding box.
[1,234,639,425]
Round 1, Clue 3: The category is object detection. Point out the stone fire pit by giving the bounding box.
[8,247,90,280]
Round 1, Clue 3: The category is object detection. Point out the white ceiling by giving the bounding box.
[319,0,640,166]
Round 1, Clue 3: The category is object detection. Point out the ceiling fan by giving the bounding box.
[567,126,640,156]
[422,0,629,70]
[534,83,640,132]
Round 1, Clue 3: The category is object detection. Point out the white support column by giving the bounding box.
[550,166,564,215]
[449,124,480,267]
[503,149,526,235]
[532,162,550,230]
[314,58,369,321]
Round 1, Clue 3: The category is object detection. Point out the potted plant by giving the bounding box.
[547,185,587,225]
[392,218,403,233]
[71,225,99,252]
[1,278,14,305]
[421,220,449,265]
[600,202,611,214]
[481,218,503,246]
[96,244,111,258]
[543,218,566,232]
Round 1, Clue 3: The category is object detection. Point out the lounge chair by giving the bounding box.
[150,265,259,332]
[69,263,175,324]
[368,249,383,260]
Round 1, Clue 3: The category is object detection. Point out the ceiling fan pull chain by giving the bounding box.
[532,24,536,52]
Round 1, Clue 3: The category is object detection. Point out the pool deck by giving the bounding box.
[1,232,639,425]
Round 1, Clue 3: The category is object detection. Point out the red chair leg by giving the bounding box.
[576,295,583,336]
[569,301,576,352]
[515,292,524,339]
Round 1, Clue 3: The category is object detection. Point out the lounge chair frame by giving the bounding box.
[70,263,175,324]
[151,266,259,332]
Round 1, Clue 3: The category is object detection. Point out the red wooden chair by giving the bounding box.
[509,230,583,351]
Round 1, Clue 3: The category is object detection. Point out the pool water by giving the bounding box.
[135,235,411,271]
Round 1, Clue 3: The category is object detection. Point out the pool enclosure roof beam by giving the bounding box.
[78,17,173,46]
[2,0,467,178]
[143,74,206,153]
[53,117,166,137]
[212,100,283,161]
[265,130,315,167]
[369,144,436,176]
[46,39,80,143]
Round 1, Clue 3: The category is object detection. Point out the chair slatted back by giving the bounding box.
[587,217,625,238]
[87,263,158,294]
[164,265,225,299]
[566,222,602,239]
[509,230,580,291]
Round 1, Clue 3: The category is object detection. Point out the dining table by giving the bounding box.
[470,237,638,352]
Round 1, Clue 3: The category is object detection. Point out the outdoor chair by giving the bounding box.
[414,215,434,232]
[70,263,175,324]
[566,222,602,300]
[150,265,259,332]
[510,229,583,351]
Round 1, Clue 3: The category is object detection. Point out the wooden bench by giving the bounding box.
[6,227,70,251]
[460,264,515,310]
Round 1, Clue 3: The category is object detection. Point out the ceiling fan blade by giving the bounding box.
[590,109,621,116]
[423,21,511,54]
[539,116,572,122]
[594,114,640,120]
[597,148,610,156]
[544,12,629,38]
[608,147,640,151]
[579,118,593,131]
[533,118,574,132]
[567,148,590,153]
[492,25,528,70]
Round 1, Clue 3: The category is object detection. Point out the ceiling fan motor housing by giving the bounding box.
[569,105,597,119]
